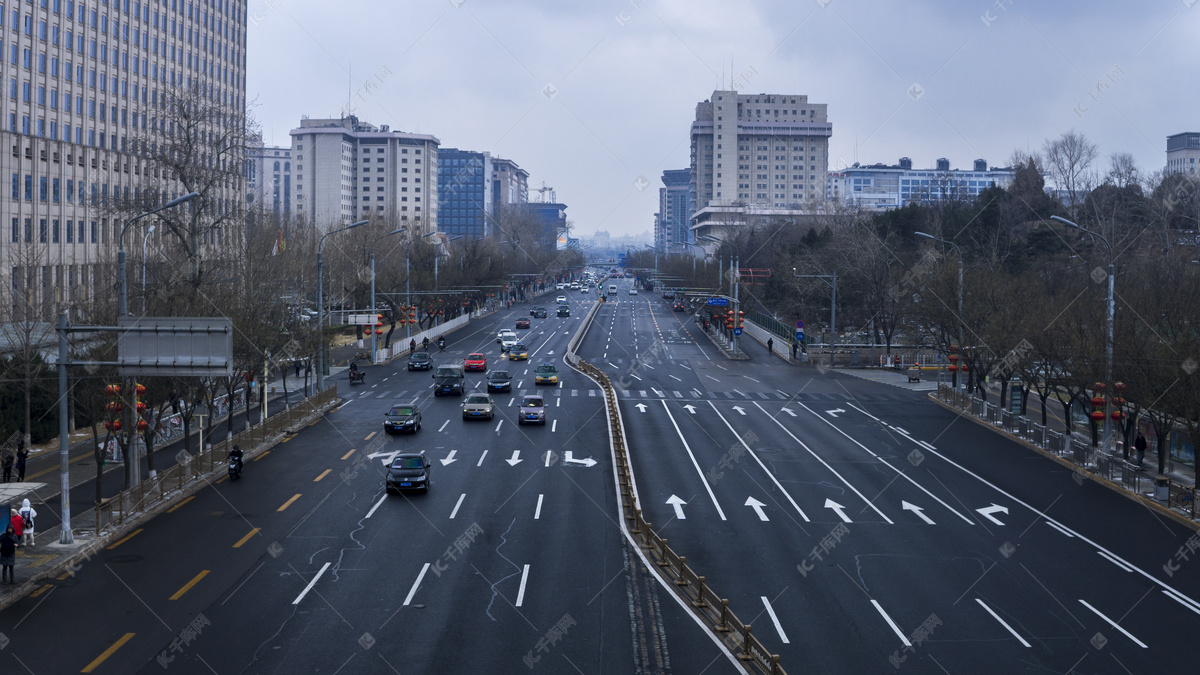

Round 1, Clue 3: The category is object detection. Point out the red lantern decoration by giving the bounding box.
[136,419,149,431]
[1093,382,1106,391]
[1114,382,1126,391]
[136,401,147,412]
[375,328,384,335]
[106,420,123,431]
[105,401,123,413]
[948,353,959,362]
[1091,396,1106,407]
[961,365,969,373]
[1111,397,1126,406]
[948,365,959,372]
[135,384,147,395]
[1090,410,1107,421]
[1110,410,1125,421]
[104,384,121,396]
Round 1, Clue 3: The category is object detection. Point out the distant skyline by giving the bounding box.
[248,1,1199,237]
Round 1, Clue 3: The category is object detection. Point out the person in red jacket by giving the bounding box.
[9,508,23,547]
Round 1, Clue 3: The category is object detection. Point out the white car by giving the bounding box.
[569,282,580,290]
[556,295,567,304]
[556,283,565,290]
[497,329,518,351]
[581,287,589,294]
[628,288,638,295]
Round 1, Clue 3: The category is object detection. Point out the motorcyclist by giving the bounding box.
[422,336,430,350]
[410,339,416,353]
[230,444,244,475]
[349,361,359,375]
[437,336,446,352]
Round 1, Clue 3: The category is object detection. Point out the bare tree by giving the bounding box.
[1043,130,1099,217]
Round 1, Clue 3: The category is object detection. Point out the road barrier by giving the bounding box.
[936,384,1197,524]
[569,352,785,673]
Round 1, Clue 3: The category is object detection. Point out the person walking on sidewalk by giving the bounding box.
[1134,433,1147,466]
[0,525,16,583]
[10,508,23,547]
[791,341,799,361]
[767,337,774,355]
[1,453,12,482]
[16,448,27,481]
[17,499,35,547]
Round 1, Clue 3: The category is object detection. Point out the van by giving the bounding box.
[432,364,465,396]
[608,284,617,294]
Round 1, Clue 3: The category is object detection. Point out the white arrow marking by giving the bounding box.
[506,450,523,466]
[440,450,458,466]
[901,501,935,525]
[976,504,1008,526]
[563,451,597,467]
[368,450,401,467]
[826,408,845,417]
[780,407,796,417]
[732,406,746,415]
[635,403,648,412]
[745,496,770,521]
[666,495,687,520]
[548,350,554,355]
[682,404,697,414]
[824,499,852,523]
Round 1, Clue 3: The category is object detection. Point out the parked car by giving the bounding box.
[386,452,431,493]
[509,344,528,361]
[464,353,488,372]
[461,393,495,420]
[662,289,675,299]
[487,370,513,392]
[557,305,571,317]
[383,404,422,434]
[517,394,546,425]
[534,363,559,385]
[515,317,531,329]
[408,351,433,371]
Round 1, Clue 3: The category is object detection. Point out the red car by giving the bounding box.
[515,317,531,329]
[464,353,488,371]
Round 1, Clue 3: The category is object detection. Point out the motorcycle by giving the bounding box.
[349,369,366,385]
[228,457,243,480]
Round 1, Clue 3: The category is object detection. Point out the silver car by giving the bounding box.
[461,393,495,420]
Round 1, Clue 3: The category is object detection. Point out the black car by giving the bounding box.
[532,307,548,319]
[385,452,431,493]
[487,370,513,392]
[408,351,433,371]
[383,404,422,434]
[557,305,570,317]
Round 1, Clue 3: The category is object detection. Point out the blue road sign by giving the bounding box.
[734,327,743,336]
[795,330,805,341]
[796,320,805,329]
[707,297,729,306]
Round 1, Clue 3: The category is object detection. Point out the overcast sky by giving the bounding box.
[247,0,1200,238]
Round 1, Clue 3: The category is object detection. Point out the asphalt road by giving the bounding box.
[0,285,742,674]
[581,277,1200,674]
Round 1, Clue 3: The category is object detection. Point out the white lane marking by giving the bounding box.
[495,419,504,432]
[551,420,557,432]
[556,398,561,407]
[365,495,387,519]
[707,402,809,522]
[438,420,449,433]
[630,373,643,381]
[293,562,332,606]
[795,402,974,525]
[508,397,514,407]
[517,380,524,388]
[477,450,488,466]
[1078,599,1148,648]
[534,494,544,520]
[449,493,466,519]
[515,564,531,607]
[871,599,911,647]
[845,402,880,421]
[761,596,790,644]
[1045,521,1075,537]
[705,375,720,382]
[975,599,1031,648]
[744,376,760,383]
[1163,589,1200,616]
[1097,551,1134,573]
[714,364,727,370]
[660,400,726,520]
[530,332,556,358]
[669,374,682,382]
[754,402,893,524]
[402,563,431,606]
[976,504,1009,526]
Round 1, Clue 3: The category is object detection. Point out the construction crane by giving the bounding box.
[534,182,556,203]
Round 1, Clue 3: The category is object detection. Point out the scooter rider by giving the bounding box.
[437,336,446,352]
[230,444,244,475]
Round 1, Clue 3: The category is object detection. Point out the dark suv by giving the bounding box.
[386,452,431,493]
[408,351,433,371]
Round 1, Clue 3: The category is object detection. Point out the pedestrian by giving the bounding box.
[0,525,16,583]
[1134,433,1147,466]
[17,499,35,547]
[410,339,416,354]
[1,453,12,483]
[16,448,27,482]
[767,338,774,354]
[10,508,23,546]
[294,360,302,377]
[791,341,799,360]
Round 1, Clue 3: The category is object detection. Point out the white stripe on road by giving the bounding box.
[292,562,331,605]
[495,419,504,432]
[660,400,726,520]
[515,564,530,607]
[551,420,557,432]
[761,596,789,644]
[669,374,682,381]
[403,563,431,606]
[1078,599,1148,648]
[707,402,809,522]
[477,450,488,466]
[871,599,911,647]
[975,599,1031,647]
[365,495,387,519]
[438,420,449,433]
[1045,521,1075,538]
[1163,589,1200,616]
[1097,551,1134,573]
[449,493,465,520]
[534,494,544,520]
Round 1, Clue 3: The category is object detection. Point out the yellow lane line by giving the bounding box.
[314,469,332,482]
[81,632,136,672]
[341,449,356,460]
[253,450,271,462]
[106,529,144,550]
[364,431,377,441]
[168,570,210,600]
[278,494,301,511]
[166,496,196,513]
[233,528,261,548]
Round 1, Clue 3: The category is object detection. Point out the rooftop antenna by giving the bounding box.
[347,62,351,119]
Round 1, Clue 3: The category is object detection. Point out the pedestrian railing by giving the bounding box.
[936,384,1197,522]
[574,356,786,675]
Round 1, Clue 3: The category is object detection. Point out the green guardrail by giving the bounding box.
[747,310,793,341]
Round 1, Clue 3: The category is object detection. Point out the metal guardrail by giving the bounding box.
[936,384,1197,522]
[574,357,786,674]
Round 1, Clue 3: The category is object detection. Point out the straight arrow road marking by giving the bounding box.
[976,504,1008,526]
[780,407,796,417]
[660,400,727,520]
[682,404,697,414]
[635,403,647,412]
[901,501,935,525]
[761,596,790,644]
[826,408,845,417]
[824,499,852,523]
[745,497,769,521]
[440,450,458,466]
[731,406,746,415]
[449,493,465,519]
[506,450,523,466]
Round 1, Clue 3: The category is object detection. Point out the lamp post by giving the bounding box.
[698,235,740,356]
[370,227,406,363]
[793,269,838,367]
[141,224,156,314]
[118,192,200,317]
[405,232,439,339]
[1052,215,1115,450]
[316,219,369,392]
[915,232,964,391]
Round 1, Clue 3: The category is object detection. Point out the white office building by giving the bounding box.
[1166,132,1200,176]
[246,139,292,221]
[828,158,1017,213]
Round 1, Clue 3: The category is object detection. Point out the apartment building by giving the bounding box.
[245,138,291,221]
[1166,132,1200,176]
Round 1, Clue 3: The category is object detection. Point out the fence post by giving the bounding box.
[716,599,731,631]
[675,556,689,586]
[694,576,708,608]
[657,538,670,566]
[739,624,754,661]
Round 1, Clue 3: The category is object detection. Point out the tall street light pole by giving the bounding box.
[794,270,837,367]
[1052,215,1115,450]
[118,191,200,317]
[141,224,156,314]
[370,227,406,363]
[406,232,438,340]
[916,232,964,391]
[316,220,369,392]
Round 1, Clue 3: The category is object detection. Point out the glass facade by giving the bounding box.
[437,149,493,237]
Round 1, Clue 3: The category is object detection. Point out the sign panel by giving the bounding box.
[734,327,743,336]
[795,330,805,341]
[117,317,233,376]
[706,297,729,306]
[349,314,380,325]
[796,320,805,329]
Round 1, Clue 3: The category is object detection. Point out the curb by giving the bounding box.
[927,393,1200,533]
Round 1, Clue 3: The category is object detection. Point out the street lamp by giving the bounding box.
[698,234,739,356]
[915,231,964,391]
[316,219,369,392]
[1052,215,1115,450]
[793,269,837,367]
[141,224,156,314]
[370,227,406,363]
[405,231,439,339]
[118,191,200,317]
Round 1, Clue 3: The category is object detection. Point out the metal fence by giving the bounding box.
[936,384,1196,522]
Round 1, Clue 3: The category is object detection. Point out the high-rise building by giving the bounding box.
[655,168,691,253]
[528,201,567,250]
[491,156,528,209]
[1166,132,1200,176]
[437,148,493,237]
[290,116,439,230]
[826,158,1017,213]
[2,0,248,315]
[246,139,292,221]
